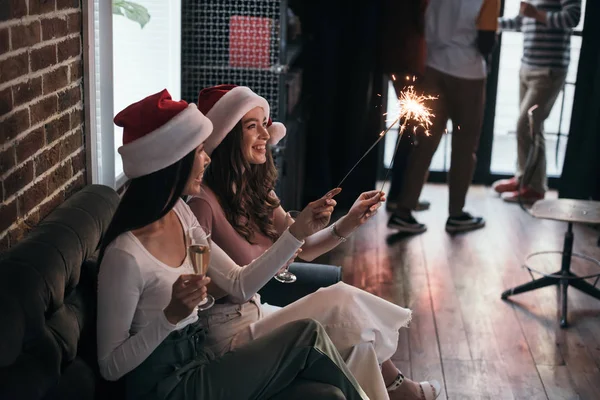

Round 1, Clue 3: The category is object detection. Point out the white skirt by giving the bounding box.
[204,282,412,400]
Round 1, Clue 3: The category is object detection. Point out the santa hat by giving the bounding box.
[115,89,213,178]
[197,85,286,155]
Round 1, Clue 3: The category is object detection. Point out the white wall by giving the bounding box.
[112,0,182,178]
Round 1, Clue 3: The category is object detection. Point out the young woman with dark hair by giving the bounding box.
[96,89,369,400]
[188,85,441,400]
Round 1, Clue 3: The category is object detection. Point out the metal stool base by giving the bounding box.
[501,222,600,328]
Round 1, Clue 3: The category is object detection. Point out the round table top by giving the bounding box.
[531,199,600,224]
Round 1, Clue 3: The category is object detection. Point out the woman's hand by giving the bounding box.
[336,190,385,236]
[164,274,211,325]
[289,188,342,241]
[278,249,301,275]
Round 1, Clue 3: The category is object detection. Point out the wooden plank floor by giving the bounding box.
[315,184,600,400]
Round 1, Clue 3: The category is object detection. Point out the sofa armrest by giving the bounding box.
[258,263,342,307]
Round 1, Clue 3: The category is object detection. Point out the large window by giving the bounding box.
[84,0,182,188]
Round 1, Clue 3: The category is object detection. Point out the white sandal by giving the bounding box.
[386,371,442,400]
[419,380,441,400]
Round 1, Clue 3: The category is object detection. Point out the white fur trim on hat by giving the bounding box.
[118,104,213,178]
[267,122,286,146]
[203,86,270,155]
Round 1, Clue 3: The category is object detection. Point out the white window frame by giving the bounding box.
[83,0,127,189]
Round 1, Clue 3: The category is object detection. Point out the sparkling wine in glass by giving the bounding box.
[187,226,215,311]
[274,210,300,283]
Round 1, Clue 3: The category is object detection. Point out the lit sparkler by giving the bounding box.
[336,84,437,189]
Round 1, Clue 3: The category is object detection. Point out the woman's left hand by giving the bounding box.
[339,190,385,234]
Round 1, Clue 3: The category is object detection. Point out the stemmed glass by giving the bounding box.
[274,210,300,283]
[187,226,215,311]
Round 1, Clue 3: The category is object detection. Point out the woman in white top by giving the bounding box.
[96,89,367,400]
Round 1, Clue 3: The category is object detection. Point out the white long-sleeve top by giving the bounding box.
[96,199,303,381]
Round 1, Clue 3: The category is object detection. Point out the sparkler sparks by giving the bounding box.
[336,83,438,189]
[377,85,437,192]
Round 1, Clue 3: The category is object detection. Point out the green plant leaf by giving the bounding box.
[112,0,151,29]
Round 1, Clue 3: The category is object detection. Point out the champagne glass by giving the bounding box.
[187,226,215,311]
[274,210,300,283]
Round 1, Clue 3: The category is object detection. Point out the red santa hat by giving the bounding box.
[115,89,213,178]
[196,84,286,155]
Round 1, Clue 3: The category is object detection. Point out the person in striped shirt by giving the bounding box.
[492,0,581,203]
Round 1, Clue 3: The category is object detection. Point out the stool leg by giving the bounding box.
[501,276,557,299]
[569,279,600,301]
[560,279,569,328]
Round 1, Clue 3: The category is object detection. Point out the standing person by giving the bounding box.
[381,0,431,213]
[96,89,369,400]
[492,0,581,202]
[387,0,500,234]
[188,84,442,400]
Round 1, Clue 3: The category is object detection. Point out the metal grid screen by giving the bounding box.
[181,0,282,118]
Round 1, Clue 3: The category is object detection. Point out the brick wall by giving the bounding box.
[0,0,86,251]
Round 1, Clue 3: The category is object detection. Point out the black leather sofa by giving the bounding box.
[0,184,341,400]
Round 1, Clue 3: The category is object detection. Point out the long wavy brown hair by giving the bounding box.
[204,121,280,243]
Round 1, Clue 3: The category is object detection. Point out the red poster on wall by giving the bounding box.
[229,16,272,69]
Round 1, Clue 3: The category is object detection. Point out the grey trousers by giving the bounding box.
[125,319,368,400]
[516,67,567,193]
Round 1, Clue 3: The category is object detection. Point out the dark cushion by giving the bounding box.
[0,185,120,400]
[259,262,342,307]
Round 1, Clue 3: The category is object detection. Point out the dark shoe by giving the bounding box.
[501,187,544,204]
[446,212,485,233]
[386,200,430,212]
[492,177,519,194]
[387,213,427,234]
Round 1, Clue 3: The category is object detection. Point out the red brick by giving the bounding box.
[41,17,68,40]
[11,21,41,50]
[57,36,80,62]
[0,28,9,53]
[64,171,84,198]
[18,176,48,216]
[12,77,42,107]
[69,107,82,129]
[57,0,80,10]
[57,85,79,112]
[0,146,16,175]
[34,142,60,175]
[0,0,27,21]
[68,59,82,82]
[8,221,28,244]
[16,127,45,163]
[39,191,64,219]
[24,209,40,229]
[60,130,82,158]
[0,87,12,117]
[44,112,70,143]
[3,160,33,199]
[43,65,69,94]
[0,108,29,142]
[30,95,57,125]
[67,12,82,34]
[29,0,56,15]
[0,51,28,83]
[47,161,72,193]
[30,44,57,72]
[70,146,85,172]
[0,234,10,251]
[0,200,17,232]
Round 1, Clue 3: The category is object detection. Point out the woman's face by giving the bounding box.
[241,107,270,165]
[183,144,211,196]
